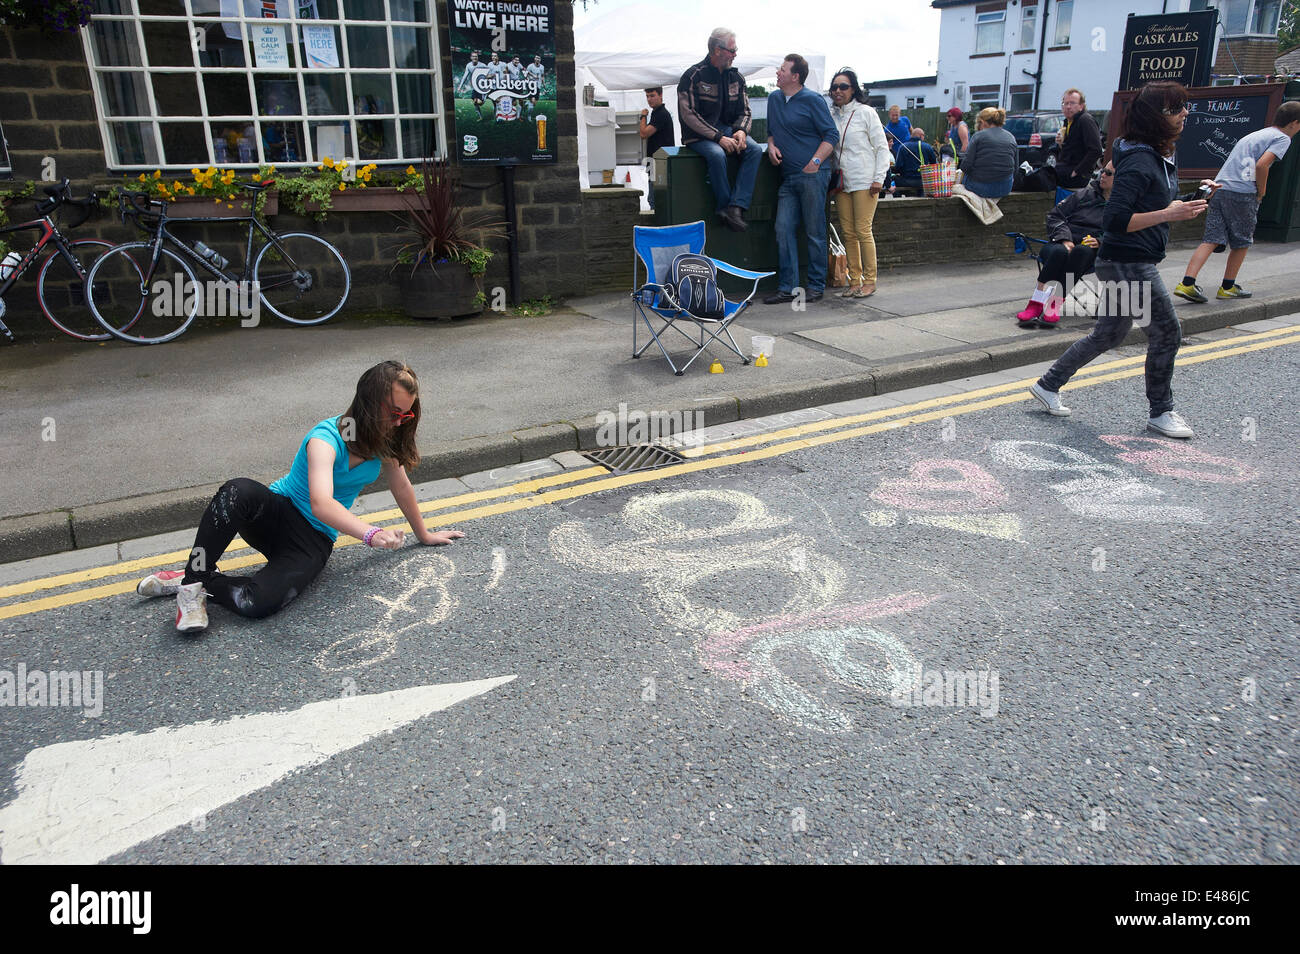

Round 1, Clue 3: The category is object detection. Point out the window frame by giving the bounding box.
[1053,0,1072,47]
[1019,2,1037,52]
[80,0,447,172]
[975,10,1006,55]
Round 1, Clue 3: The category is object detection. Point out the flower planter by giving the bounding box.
[398,261,482,319]
[162,193,278,218]
[302,186,412,214]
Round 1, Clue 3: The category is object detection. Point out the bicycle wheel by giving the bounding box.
[37,240,139,342]
[87,242,199,345]
[253,232,350,325]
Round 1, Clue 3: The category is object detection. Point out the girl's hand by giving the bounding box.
[370,527,406,550]
[1166,198,1206,221]
[1081,235,1099,249]
[417,529,466,546]
[1201,179,1222,195]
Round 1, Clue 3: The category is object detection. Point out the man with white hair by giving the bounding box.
[678,27,763,232]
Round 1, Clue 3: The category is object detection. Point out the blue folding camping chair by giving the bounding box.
[631,221,774,376]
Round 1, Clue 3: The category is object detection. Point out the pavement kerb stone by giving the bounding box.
[511,422,578,460]
[0,510,75,564]
[70,483,227,551]
[1263,295,1300,320]
[872,349,995,394]
[734,374,877,419]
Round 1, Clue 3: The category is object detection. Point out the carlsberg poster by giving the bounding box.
[449,0,557,165]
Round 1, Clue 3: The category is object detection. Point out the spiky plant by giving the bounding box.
[393,157,504,276]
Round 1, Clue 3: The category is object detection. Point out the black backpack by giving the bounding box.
[668,252,725,320]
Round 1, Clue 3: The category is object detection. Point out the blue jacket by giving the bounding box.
[766,87,838,176]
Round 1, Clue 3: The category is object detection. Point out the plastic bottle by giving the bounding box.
[193,240,228,271]
[0,250,23,281]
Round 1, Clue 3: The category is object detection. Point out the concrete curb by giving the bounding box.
[3,294,1298,566]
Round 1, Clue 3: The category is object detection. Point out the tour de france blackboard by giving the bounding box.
[1107,84,1288,179]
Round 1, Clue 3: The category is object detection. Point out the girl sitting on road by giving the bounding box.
[136,360,464,632]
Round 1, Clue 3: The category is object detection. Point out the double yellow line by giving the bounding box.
[3,325,1297,622]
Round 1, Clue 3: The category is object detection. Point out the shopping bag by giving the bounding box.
[827,222,848,287]
[920,160,957,198]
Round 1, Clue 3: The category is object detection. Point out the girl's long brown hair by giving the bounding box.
[1122,81,1188,157]
[341,361,421,470]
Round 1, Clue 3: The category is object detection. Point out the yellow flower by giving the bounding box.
[138,173,147,182]
[323,156,335,169]
[339,182,347,191]
[187,187,195,195]
[317,164,324,171]
[191,168,200,176]
[405,165,416,175]
[227,203,234,209]
[173,181,184,192]
[268,166,277,174]
[153,170,162,179]
[359,182,367,189]
[214,198,221,204]
[206,167,217,177]
[252,173,261,182]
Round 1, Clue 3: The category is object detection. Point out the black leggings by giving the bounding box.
[1037,242,1098,287]
[183,478,334,619]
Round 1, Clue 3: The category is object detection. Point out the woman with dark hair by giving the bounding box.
[829,68,892,297]
[136,361,465,632]
[1029,81,1217,439]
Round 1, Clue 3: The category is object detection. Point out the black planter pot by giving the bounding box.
[398,261,482,319]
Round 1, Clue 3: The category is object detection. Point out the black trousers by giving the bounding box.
[1037,242,1097,288]
[183,478,334,619]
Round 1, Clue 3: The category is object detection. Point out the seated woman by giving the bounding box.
[1016,162,1114,327]
[893,128,937,194]
[959,107,1019,200]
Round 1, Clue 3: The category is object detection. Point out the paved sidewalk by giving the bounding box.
[4,238,1300,562]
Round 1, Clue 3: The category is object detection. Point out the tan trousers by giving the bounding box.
[836,189,878,284]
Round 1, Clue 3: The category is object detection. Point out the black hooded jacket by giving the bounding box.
[1099,138,1178,264]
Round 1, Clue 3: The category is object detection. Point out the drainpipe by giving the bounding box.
[1027,0,1050,110]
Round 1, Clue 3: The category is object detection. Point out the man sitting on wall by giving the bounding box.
[893,127,937,194]
[678,27,764,232]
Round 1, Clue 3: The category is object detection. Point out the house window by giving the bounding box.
[1019,2,1037,50]
[81,0,446,171]
[1053,0,1072,46]
[975,10,1006,54]
[1249,0,1280,34]
[1009,89,1033,111]
[906,95,926,108]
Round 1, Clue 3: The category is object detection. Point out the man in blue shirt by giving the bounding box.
[764,54,839,304]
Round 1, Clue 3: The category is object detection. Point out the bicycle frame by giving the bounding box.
[0,216,93,341]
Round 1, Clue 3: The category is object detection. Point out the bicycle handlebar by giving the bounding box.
[32,178,97,229]
[118,190,164,227]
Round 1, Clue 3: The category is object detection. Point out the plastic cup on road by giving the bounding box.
[751,335,774,359]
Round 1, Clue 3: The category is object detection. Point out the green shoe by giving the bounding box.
[1174,282,1207,303]
[1217,284,1252,299]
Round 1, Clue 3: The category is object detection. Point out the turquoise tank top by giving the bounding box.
[268,416,382,541]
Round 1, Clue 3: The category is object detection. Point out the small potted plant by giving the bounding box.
[392,157,503,320]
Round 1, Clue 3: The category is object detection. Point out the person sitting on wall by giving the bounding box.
[893,127,937,194]
[958,107,1019,200]
[942,106,970,160]
[1015,162,1114,328]
[884,104,912,157]
[678,26,764,232]
[1053,87,1104,190]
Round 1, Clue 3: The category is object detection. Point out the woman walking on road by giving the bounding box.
[136,360,464,632]
[829,69,892,298]
[1029,81,1216,439]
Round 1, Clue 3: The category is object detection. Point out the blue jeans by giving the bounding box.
[775,167,830,294]
[686,127,763,212]
[964,176,1014,199]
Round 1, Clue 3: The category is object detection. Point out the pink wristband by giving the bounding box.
[363,527,380,547]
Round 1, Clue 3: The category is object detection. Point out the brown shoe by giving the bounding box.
[855,283,876,298]
[839,284,861,298]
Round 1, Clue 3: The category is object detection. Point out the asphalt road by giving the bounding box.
[1,333,1296,864]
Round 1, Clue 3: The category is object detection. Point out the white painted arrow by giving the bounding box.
[0,675,516,865]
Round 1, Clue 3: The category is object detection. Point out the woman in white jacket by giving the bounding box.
[829,69,893,297]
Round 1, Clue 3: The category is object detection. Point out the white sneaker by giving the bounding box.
[137,569,186,597]
[1147,410,1194,439]
[175,582,209,633]
[1029,382,1071,417]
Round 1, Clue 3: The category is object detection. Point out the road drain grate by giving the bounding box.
[582,443,687,475]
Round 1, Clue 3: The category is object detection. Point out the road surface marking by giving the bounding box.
[0,676,515,865]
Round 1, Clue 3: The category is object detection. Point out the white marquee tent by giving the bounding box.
[573,4,826,204]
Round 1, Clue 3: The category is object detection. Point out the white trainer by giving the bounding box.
[137,569,187,597]
[175,582,209,633]
[1147,410,1194,439]
[1028,382,1071,417]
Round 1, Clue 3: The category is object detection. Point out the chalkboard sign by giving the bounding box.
[1117,12,1216,91]
[1107,84,1287,179]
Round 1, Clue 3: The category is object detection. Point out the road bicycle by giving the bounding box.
[87,180,350,344]
[0,179,134,343]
